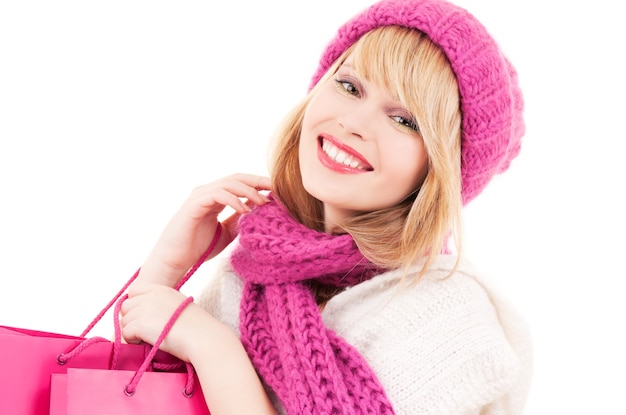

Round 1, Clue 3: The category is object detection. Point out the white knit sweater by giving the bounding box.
[197,254,533,415]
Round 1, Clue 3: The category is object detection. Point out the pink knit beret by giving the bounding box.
[309,0,524,205]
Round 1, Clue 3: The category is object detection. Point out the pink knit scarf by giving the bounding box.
[231,197,395,414]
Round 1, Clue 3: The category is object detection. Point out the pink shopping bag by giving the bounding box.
[48,296,210,414]
[0,225,221,415]
[0,313,182,415]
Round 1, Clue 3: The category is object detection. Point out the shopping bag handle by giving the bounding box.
[84,222,223,338]
[57,223,222,369]
[110,223,222,369]
[124,295,197,397]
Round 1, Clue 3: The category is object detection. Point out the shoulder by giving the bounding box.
[322,255,532,414]
[322,256,503,335]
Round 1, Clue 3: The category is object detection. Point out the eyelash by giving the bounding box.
[334,78,420,133]
[391,115,419,132]
[335,78,360,97]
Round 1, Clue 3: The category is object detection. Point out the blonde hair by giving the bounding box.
[270,26,462,277]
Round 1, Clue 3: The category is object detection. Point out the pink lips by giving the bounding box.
[317,134,373,173]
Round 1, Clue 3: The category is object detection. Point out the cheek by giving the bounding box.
[300,105,321,143]
[299,110,317,158]
[302,86,336,128]
[301,106,313,133]
[410,147,429,187]
[388,140,429,189]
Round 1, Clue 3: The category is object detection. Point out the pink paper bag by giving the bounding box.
[49,296,210,414]
[0,326,183,415]
[2,225,221,415]
[49,368,210,415]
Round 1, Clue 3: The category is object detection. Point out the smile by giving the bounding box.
[318,135,373,172]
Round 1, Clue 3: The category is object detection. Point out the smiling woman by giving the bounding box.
[119,1,531,413]
[1,0,626,414]
[6,0,527,413]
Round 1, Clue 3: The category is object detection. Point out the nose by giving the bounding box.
[337,101,376,140]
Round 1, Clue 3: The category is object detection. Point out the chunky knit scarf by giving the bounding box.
[230,197,395,414]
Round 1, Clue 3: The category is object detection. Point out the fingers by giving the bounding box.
[119,296,140,344]
[188,173,272,216]
[227,173,271,191]
[119,287,180,346]
[217,174,271,206]
[250,175,272,191]
[210,174,271,235]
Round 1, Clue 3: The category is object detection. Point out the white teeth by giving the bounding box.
[321,139,367,170]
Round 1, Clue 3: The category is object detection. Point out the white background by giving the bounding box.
[1,1,624,413]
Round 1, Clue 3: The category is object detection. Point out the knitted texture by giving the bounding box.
[309,0,525,205]
[231,198,394,415]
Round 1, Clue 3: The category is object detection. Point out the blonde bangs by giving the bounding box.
[350,26,459,141]
[350,26,420,104]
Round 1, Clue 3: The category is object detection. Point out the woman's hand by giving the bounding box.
[135,173,271,288]
[120,285,192,360]
[120,285,279,414]
[121,285,226,363]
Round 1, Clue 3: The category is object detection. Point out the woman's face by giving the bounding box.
[299,56,429,231]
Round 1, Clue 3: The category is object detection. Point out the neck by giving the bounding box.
[323,204,355,233]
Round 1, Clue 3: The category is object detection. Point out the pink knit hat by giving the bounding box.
[309,0,524,205]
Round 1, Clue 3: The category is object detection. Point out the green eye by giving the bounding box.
[335,79,360,97]
[391,115,419,132]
